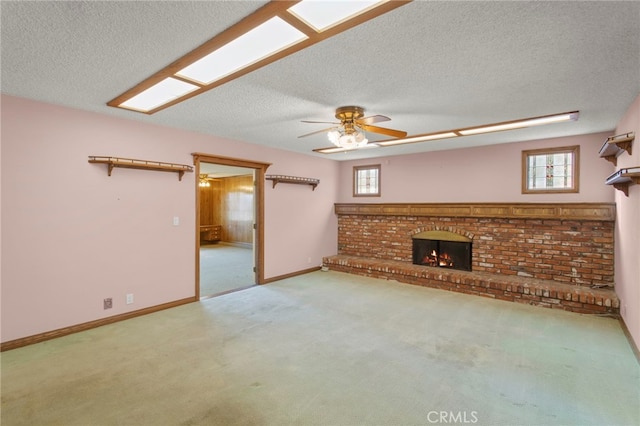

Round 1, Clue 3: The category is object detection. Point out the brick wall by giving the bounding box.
[337,215,614,287]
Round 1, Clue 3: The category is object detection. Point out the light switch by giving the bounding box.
[173,216,180,226]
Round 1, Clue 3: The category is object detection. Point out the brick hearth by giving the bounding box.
[323,255,619,315]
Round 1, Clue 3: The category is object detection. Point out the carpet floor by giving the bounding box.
[200,243,254,297]
[1,271,638,426]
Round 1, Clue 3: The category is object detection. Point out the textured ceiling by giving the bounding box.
[2,1,639,160]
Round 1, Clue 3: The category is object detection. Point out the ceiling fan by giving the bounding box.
[299,106,407,150]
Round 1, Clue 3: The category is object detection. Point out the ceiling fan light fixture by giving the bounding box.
[458,111,579,136]
[288,0,388,32]
[328,129,341,145]
[354,130,368,144]
[198,174,211,187]
[327,128,369,148]
[339,132,368,149]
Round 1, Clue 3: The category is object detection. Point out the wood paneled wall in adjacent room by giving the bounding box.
[221,175,254,245]
[199,179,221,226]
[200,175,254,245]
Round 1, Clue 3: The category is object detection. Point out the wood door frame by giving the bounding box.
[192,153,271,299]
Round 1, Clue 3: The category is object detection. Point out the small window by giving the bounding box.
[353,164,381,197]
[522,145,579,194]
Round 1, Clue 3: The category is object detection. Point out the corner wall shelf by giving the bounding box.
[599,132,634,166]
[88,156,193,181]
[605,166,640,196]
[266,175,320,190]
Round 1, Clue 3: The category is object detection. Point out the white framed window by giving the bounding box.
[353,164,381,197]
[522,145,579,194]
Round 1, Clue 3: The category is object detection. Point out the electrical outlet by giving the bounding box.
[104,298,112,309]
[126,294,134,305]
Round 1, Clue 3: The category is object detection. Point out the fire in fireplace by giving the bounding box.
[412,231,472,272]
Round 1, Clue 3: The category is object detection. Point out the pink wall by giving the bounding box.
[3,92,636,349]
[338,133,615,203]
[612,92,640,350]
[0,95,339,343]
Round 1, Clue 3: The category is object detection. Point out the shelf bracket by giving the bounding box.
[613,183,629,197]
[601,155,618,166]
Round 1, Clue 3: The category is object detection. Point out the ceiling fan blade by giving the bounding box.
[301,120,340,124]
[357,115,391,125]
[360,124,407,138]
[298,126,339,138]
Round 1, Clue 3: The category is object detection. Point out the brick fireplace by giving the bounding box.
[324,203,619,314]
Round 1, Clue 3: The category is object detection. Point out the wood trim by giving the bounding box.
[1,297,195,352]
[192,154,271,287]
[412,230,472,242]
[619,317,640,366]
[353,164,381,197]
[199,284,257,300]
[521,145,580,194]
[195,159,202,299]
[262,266,321,284]
[191,153,271,170]
[334,202,616,221]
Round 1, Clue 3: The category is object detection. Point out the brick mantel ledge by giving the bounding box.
[323,255,619,315]
[334,202,616,221]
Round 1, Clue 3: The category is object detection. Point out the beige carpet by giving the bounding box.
[1,271,639,426]
[200,243,254,297]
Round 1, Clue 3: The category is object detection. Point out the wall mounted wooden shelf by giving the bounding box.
[266,175,320,190]
[599,132,634,165]
[605,166,640,196]
[88,156,193,181]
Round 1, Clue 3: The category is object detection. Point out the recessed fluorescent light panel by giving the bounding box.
[118,78,199,112]
[318,111,580,154]
[377,132,458,146]
[108,1,410,114]
[313,146,352,154]
[458,111,579,136]
[176,17,308,85]
[314,143,380,154]
[288,0,388,31]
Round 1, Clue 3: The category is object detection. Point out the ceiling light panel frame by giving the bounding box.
[314,111,579,154]
[374,111,579,146]
[108,0,411,114]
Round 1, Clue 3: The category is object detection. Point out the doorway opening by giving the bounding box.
[192,153,270,299]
